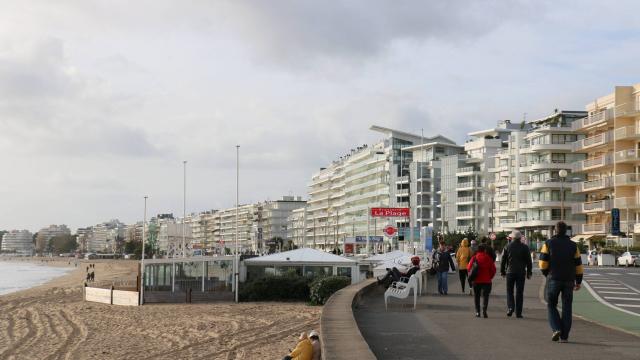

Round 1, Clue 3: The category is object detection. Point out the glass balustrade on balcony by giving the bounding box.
[615,149,640,163]
[615,173,640,186]
[614,125,639,140]
[572,131,612,152]
[582,223,606,234]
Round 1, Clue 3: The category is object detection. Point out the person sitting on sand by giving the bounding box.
[283,332,312,360]
[309,330,321,360]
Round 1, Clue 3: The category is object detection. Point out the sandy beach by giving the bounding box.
[0,259,321,360]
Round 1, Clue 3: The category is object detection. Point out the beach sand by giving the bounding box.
[0,259,321,360]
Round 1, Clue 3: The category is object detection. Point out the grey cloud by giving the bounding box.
[216,0,539,65]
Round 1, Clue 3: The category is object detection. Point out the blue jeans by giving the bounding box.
[546,279,574,340]
[437,271,448,294]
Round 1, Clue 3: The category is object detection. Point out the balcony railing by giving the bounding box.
[456,211,474,218]
[572,199,613,214]
[572,109,614,131]
[572,131,612,152]
[582,223,606,234]
[572,154,613,172]
[457,166,476,173]
[457,196,477,203]
[615,102,640,117]
[614,125,639,140]
[615,149,640,163]
[614,197,639,209]
[571,177,613,193]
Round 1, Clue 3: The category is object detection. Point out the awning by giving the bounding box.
[571,234,594,242]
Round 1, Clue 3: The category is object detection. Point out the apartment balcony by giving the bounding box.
[615,149,640,164]
[529,142,573,152]
[494,194,509,202]
[345,178,382,193]
[395,176,409,184]
[581,223,606,235]
[614,125,640,141]
[518,200,569,209]
[522,161,572,173]
[615,102,640,118]
[456,167,481,177]
[615,173,640,187]
[614,197,640,209]
[571,177,613,193]
[344,166,386,183]
[396,189,409,197]
[457,182,481,191]
[519,180,564,191]
[494,180,509,188]
[571,199,613,214]
[572,131,613,152]
[572,154,614,173]
[571,109,614,131]
[456,211,476,220]
[457,196,480,205]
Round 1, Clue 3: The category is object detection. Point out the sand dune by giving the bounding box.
[0,260,321,360]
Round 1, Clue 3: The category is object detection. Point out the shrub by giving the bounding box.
[309,276,351,305]
[239,275,310,302]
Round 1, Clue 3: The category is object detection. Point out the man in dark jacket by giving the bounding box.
[501,230,532,318]
[539,221,583,343]
[433,241,456,295]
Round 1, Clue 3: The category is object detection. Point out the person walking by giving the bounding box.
[500,230,532,318]
[456,238,472,294]
[433,241,456,295]
[468,244,496,318]
[539,221,583,343]
[481,238,497,262]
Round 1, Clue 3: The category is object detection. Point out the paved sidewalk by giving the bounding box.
[354,272,640,360]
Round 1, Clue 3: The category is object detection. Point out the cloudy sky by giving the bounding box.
[1,1,639,232]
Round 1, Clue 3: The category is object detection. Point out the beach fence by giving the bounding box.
[84,284,140,306]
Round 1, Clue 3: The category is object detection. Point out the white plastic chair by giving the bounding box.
[384,274,418,310]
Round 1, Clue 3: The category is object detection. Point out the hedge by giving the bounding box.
[239,275,310,301]
[309,276,351,305]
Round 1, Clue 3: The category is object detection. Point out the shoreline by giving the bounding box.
[0,259,321,359]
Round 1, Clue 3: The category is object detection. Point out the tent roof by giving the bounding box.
[366,250,414,262]
[244,248,356,265]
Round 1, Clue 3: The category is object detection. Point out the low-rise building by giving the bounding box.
[35,225,71,253]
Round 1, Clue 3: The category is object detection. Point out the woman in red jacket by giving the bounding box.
[467,244,496,318]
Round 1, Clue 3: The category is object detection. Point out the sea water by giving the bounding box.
[0,261,72,295]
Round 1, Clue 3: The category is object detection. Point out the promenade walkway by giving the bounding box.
[354,272,640,360]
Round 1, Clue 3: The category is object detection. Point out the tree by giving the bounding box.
[48,235,78,255]
[124,240,153,259]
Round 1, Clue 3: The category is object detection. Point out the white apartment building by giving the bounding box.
[304,126,426,251]
[76,227,92,253]
[157,222,194,258]
[492,111,587,238]
[459,120,521,234]
[1,230,34,255]
[35,224,71,253]
[124,222,144,243]
[403,140,464,235]
[287,207,307,247]
[87,219,126,253]
[252,196,306,251]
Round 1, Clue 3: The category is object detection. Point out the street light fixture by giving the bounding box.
[559,169,568,222]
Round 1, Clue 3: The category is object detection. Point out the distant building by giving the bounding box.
[36,225,71,253]
[76,227,93,253]
[87,219,126,253]
[1,230,34,256]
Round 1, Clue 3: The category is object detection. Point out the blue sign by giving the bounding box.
[400,227,421,241]
[345,236,384,244]
[611,208,620,235]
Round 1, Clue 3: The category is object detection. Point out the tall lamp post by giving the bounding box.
[488,183,496,240]
[441,194,447,240]
[140,195,148,306]
[559,169,568,222]
[235,145,240,303]
[182,160,187,258]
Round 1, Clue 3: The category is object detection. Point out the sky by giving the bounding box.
[1,1,640,232]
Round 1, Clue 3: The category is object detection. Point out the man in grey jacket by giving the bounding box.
[500,230,533,318]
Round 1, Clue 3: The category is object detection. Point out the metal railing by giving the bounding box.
[572,108,614,130]
[571,177,613,192]
[615,149,640,163]
[572,131,612,152]
[582,223,606,233]
[614,125,638,140]
[572,154,613,172]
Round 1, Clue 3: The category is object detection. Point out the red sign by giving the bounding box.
[344,243,354,254]
[383,225,397,237]
[371,207,410,217]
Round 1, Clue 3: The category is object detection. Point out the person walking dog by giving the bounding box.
[539,221,584,343]
[501,230,532,318]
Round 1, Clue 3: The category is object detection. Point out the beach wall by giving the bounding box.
[85,286,139,306]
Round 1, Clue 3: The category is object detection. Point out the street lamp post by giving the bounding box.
[235,145,240,303]
[559,169,568,222]
[140,195,148,306]
[441,194,446,238]
[488,183,496,249]
[182,160,187,258]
